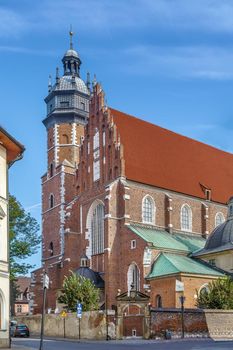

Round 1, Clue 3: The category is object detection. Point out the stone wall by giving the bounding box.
[15,311,116,340]
[204,310,233,341]
[150,308,208,338]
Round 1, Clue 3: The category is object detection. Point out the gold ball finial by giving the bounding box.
[69,25,74,49]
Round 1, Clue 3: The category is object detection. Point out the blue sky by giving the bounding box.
[2,0,233,272]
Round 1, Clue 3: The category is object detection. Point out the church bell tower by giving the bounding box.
[41,32,90,304]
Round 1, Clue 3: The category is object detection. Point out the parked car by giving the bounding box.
[12,323,30,337]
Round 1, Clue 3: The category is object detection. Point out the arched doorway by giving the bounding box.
[116,289,150,339]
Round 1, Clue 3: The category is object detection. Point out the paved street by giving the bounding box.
[11,338,233,350]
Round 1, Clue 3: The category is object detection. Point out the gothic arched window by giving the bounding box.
[50,163,53,177]
[156,294,162,308]
[142,196,155,224]
[215,212,225,227]
[49,242,54,256]
[49,194,54,209]
[91,204,104,255]
[127,263,140,292]
[180,204,192,231]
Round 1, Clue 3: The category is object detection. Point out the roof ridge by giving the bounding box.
[160,252,180,272]
[109,107,233,157]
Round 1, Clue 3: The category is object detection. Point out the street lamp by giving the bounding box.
[179,295,186,339]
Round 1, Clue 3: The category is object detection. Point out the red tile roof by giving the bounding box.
[110,108,233,204]
[16,277,30,294]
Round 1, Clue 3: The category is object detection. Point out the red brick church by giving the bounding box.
[30,34,233,315]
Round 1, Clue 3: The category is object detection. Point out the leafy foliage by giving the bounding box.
[9,194,40,278]
[196,276,233,309]
[58,271,100,312]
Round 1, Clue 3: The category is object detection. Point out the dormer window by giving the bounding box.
[205,189,211,201]
[80,254,88,267]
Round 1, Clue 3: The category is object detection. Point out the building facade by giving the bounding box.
[14,277,31,316]
[31,38,233,319]
[0,127,24,348]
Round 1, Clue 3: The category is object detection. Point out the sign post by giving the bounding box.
[39,272,49,350]
[76,302,82,340]
[60,310,67,338]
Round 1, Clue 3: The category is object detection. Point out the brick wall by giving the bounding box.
[151,308,208,337]
[34,83,229,315]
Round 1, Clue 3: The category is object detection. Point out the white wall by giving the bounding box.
[0,145,10,348]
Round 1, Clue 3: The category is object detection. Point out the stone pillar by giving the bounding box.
[165,194,173,233]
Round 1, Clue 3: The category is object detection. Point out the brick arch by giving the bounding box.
[85,199,104,259]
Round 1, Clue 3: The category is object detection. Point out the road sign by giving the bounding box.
[60,310,67,318]
[176,279,184,292]
[76,302,82,319]
[43,273,49,289]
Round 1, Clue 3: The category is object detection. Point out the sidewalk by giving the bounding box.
[1,347,34,350]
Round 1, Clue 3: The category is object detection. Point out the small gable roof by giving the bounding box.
[147,253,224,279]
[111,108,233,204]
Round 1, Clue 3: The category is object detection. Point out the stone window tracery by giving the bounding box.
[180,204,192,231]
[142,196,155,224]
[91,203,104,255]
[93,129,100,181]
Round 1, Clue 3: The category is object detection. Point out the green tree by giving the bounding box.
[9,194,40,278]
[196,276,233,309]
[58,271,100,312]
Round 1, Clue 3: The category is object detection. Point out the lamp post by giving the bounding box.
[39,272,49,350]
[179,295,186,339]
[106,293,109,341]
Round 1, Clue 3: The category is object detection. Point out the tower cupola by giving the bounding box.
[43,31,90,130]
[62,30,81,77]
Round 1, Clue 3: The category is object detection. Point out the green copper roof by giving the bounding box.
[128,225,206,253]
[147,253,224,279]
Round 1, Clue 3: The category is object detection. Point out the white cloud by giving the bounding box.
[34,0,233,33]
[0,8,28,37]
[121,45,233,80]
[141,0,233,33]
[25,203,41,211]
[0,45,57,56]
[3,0,233,38]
